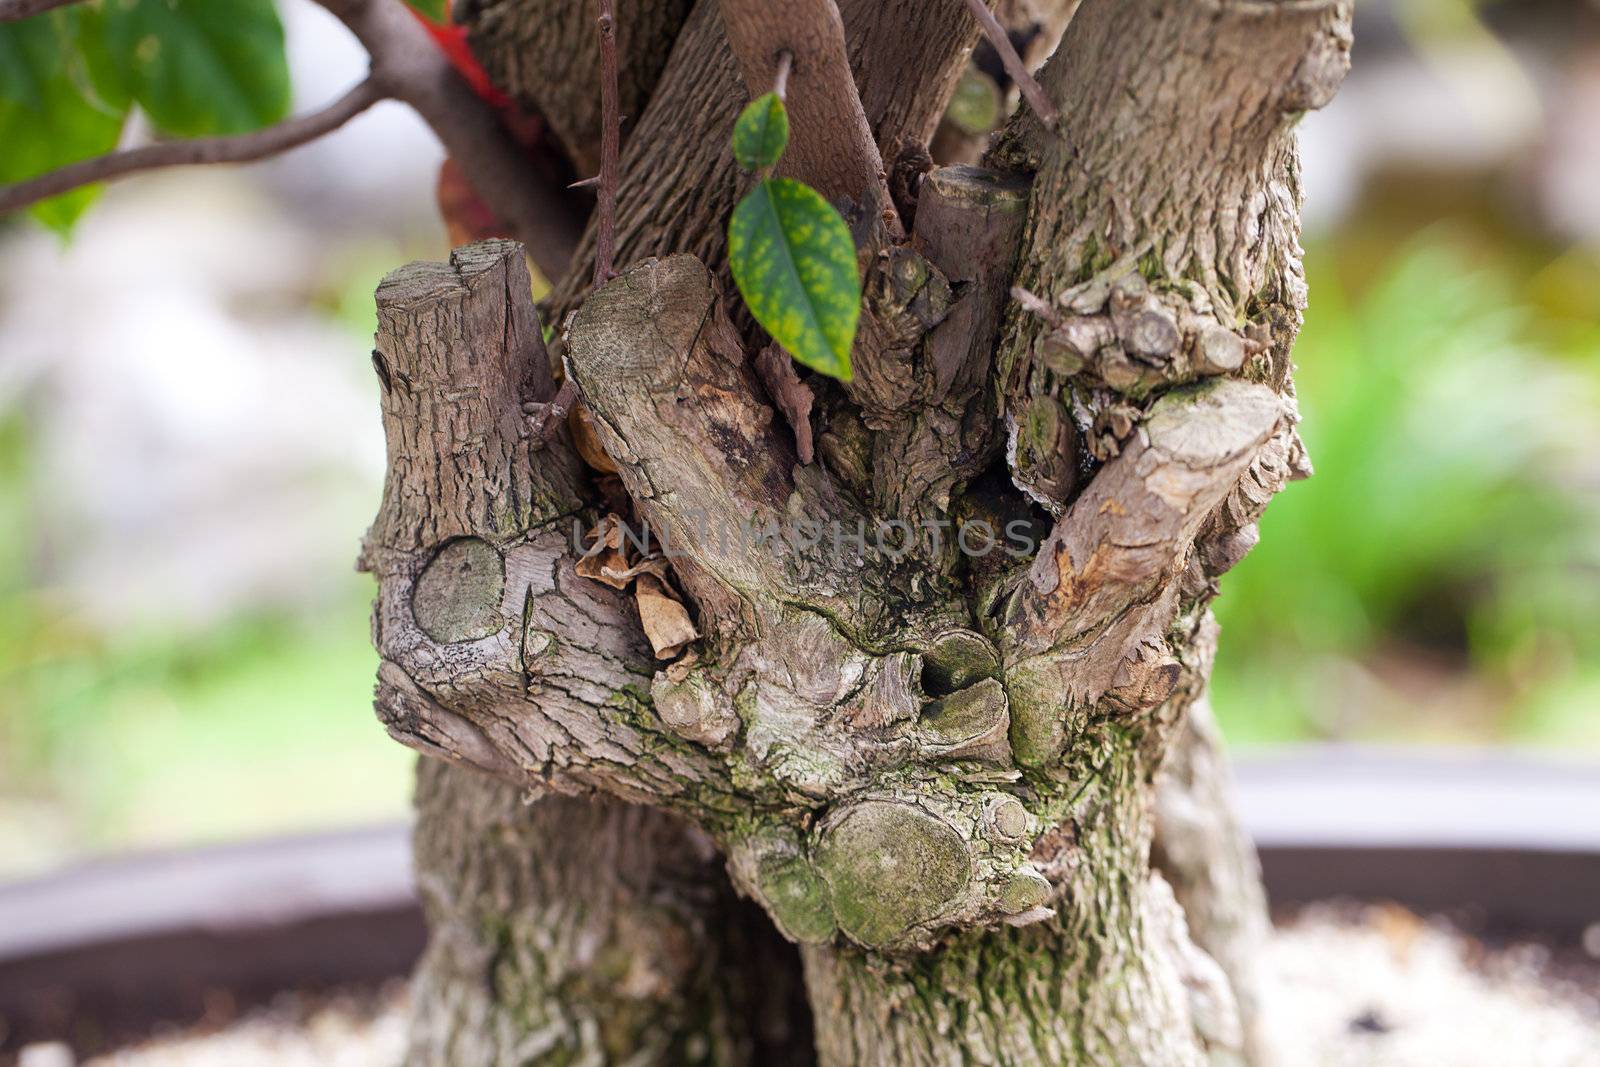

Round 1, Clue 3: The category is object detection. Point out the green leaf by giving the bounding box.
[98,0,289,138]
[945,68,1001,136]
[731,92,788,172]
[0,10,129,234]
[728,178,860,381]
[399,0,449,21]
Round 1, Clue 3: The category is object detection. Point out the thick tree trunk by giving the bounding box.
[362,2,1352,1063]
[360,244,811,1065]
[408,760,811,1066]
[801,798,1233,1067]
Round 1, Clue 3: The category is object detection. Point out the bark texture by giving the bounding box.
[456,0,695,179]
[1154,694,1275,1066]
[802,797,1236,1067]
[546,0,984,319]
[410,759,812,1066]
[361,243,804,1063]
[363,1,1354,1063]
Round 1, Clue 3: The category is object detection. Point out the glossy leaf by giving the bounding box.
[0,10,128,233]
[98,0,289,137]
[728,178,860,381]
[732,92,788,172]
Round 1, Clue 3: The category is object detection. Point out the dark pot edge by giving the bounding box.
[2,747,1597,1053]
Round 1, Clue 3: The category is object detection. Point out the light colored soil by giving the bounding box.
[15,908,1597,1066]
[1262,904,1600,1067]
[61,986,407,1067]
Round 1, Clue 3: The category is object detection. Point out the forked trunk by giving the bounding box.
[363,1,1352,1063]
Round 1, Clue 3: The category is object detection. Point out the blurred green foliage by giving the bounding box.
[0,411,410,877]
[1212,233,1600,746]
[0,0,289,233]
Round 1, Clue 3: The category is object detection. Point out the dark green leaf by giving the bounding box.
[0,10,129,234]
[731,92,788,172]
[728,178,860,381]
[399,0,449,21]
[99,0,289,137]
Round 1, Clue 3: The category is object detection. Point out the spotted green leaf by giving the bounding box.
[732,92,788,172]
[728,178,860,381]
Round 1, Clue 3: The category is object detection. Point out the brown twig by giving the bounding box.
[0,0,81,20]
[527,379,578,451]
[592,0,621,287]
[0,79,384,217]
[961,0,1059,127]
[1,0,583,279]
[316,0,583,282]
[533,0,621,451]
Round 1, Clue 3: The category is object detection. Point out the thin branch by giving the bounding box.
[718,0,900,236]
[592,0,620,287]
[532,0,621,452]
[315,0,584,282]
[0,79,383,217]
[527,378,578,451]
[961,0,1059,127]
[0,0,82,21]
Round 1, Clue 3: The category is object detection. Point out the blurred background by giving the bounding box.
[0,0,1596,879]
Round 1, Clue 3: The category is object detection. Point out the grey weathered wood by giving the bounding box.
[362,241,786,1063]
[367,0,1355,1060]
[868,165,1033,540]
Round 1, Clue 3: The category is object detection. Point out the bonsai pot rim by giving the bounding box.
[2,746,1596,1053]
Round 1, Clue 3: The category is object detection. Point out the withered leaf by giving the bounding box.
[602,556,671,585]
[575,513,633,589]
[635,574,699,660]
[664,648,700,683]
[568,402,619,474]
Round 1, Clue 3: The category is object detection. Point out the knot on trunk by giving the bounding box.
[729,793,1059,952]
[367,236,1302,960]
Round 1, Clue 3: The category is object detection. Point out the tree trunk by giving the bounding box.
[362,1,1352,1063]
[408,760,811,1066]
[1154,694,1275,1066]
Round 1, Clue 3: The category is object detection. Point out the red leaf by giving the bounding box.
[404,3,512,111]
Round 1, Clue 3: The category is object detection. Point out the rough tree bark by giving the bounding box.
[360,244,812,1064]
[408,759,811,1065]
[361,1,1353,1064]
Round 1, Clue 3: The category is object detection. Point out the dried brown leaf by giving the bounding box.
[664,648,700,682]
[603,556,671,584]
[575,513,634,589]
[568,402,619,474]
[635,574,699,660]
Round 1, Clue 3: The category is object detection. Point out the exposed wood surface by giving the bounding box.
[366,1,1355,1062]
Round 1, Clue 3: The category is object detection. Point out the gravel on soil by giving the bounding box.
[13,907,1599,1067]
[1262,904,1600,1067]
